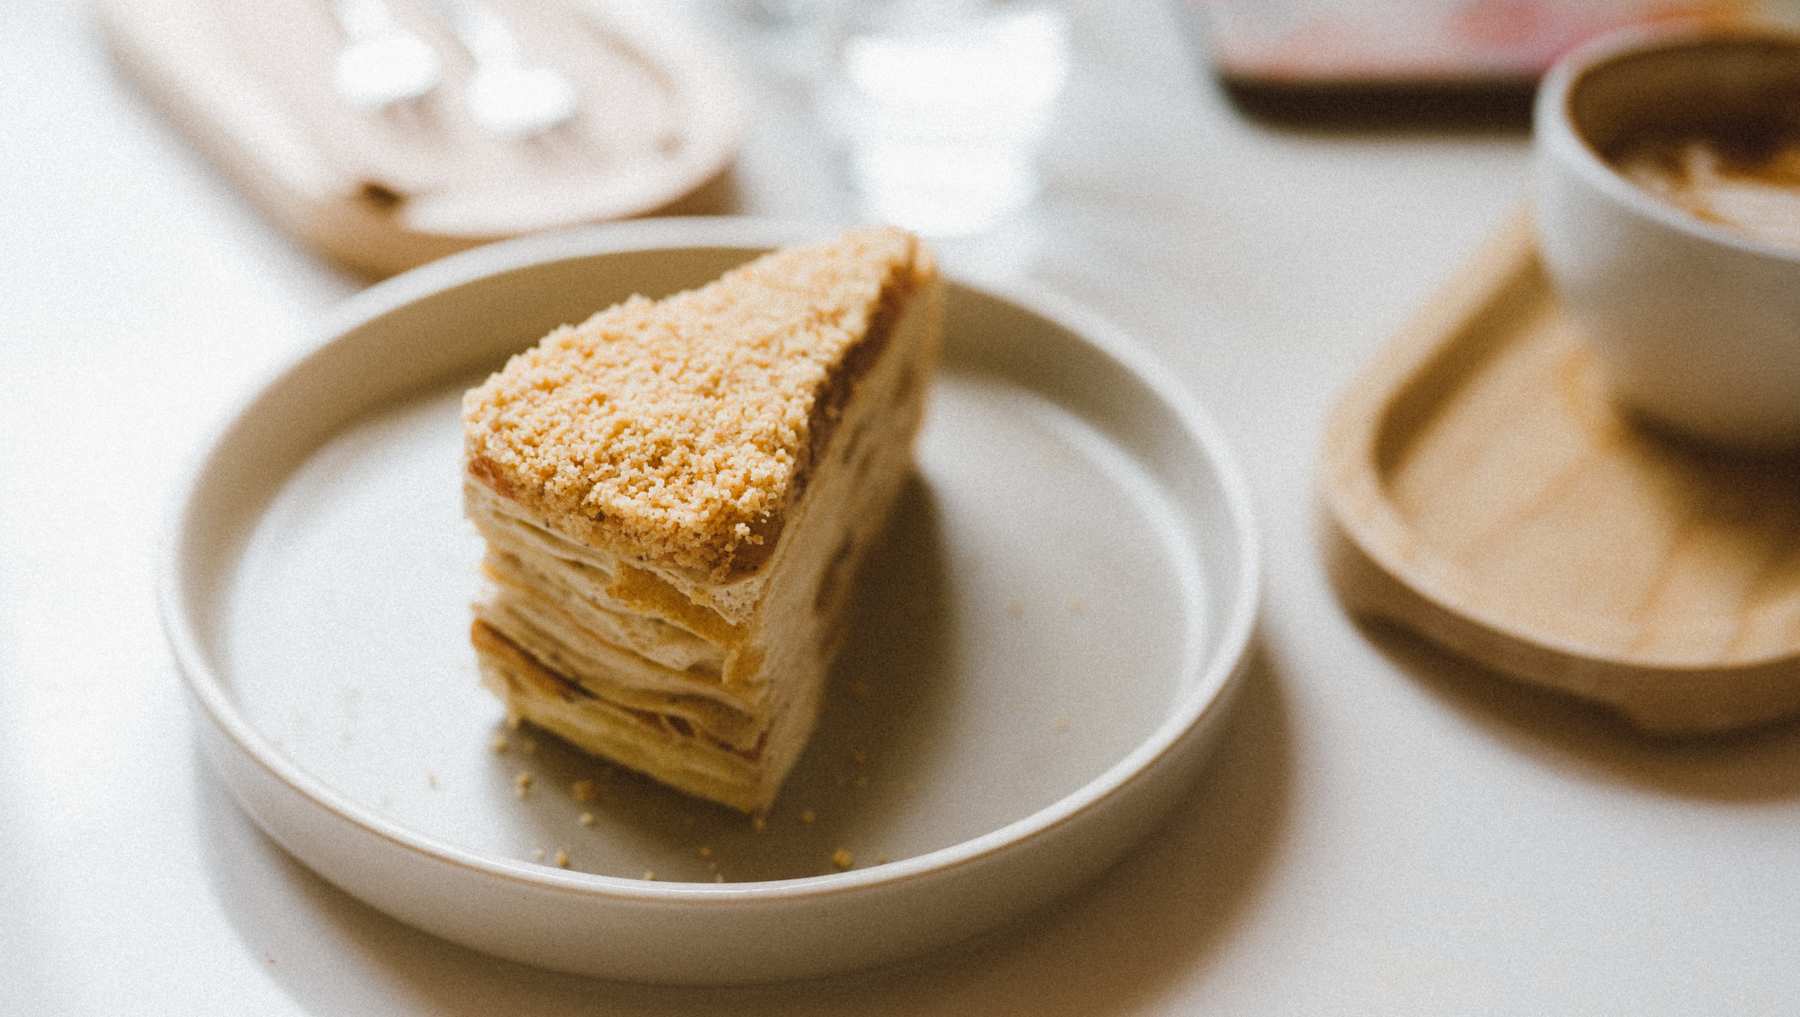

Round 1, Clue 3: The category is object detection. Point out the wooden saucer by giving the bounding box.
[1322,214,1800,735]
[100,0,743,276]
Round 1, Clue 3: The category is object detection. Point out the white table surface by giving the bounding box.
[7,2,1800,1013]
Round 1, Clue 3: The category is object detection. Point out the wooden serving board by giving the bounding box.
[1322,214,1800,735]
[99,0,743,276]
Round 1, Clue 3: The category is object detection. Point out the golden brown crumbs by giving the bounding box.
[578,811,596,827]
[570,778,598,802]
[831,848,854,871]
[641,870,657,881]
[751,815,767,833]
[426,771,439,789]
[490,734,509,753]
[514,771,534,797]
[554,848,570,868]
[848,679,872,700]
[697,846,714,859]
[800,809,816,825]
[462,227,925,578]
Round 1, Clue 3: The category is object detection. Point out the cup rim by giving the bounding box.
[1535,21,1800,266]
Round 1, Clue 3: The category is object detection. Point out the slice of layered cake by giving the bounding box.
[462,228,940,812]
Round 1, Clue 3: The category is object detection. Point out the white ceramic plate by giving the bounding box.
[159,219,1260,984]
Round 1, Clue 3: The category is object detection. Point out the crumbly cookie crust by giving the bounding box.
[463,227,928,578]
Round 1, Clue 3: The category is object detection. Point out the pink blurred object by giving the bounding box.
[1199,0,1749,84]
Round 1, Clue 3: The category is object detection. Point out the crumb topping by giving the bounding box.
[464,227,928,578]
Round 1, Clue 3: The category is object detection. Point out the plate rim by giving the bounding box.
[158,217,1263,905]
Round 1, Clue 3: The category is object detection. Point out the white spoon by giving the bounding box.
[440,0,578,138]
[332,0,443,110]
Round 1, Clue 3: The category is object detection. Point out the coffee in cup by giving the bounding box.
[1608,118,1800,250]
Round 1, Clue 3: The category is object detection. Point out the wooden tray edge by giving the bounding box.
[1318,211,1800,736]
[96,0,745,277]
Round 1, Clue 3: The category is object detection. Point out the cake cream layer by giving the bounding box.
[473,584,764,750]
[472,624,768,812]
[474,521,729,678]
[467,482,745,654]
[463,228,942,811]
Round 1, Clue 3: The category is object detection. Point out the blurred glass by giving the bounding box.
[723,0,825,26]
[820,0,1070,236]
[708,0,832,84]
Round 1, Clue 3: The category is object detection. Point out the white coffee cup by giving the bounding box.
[1534,25,1800,448]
